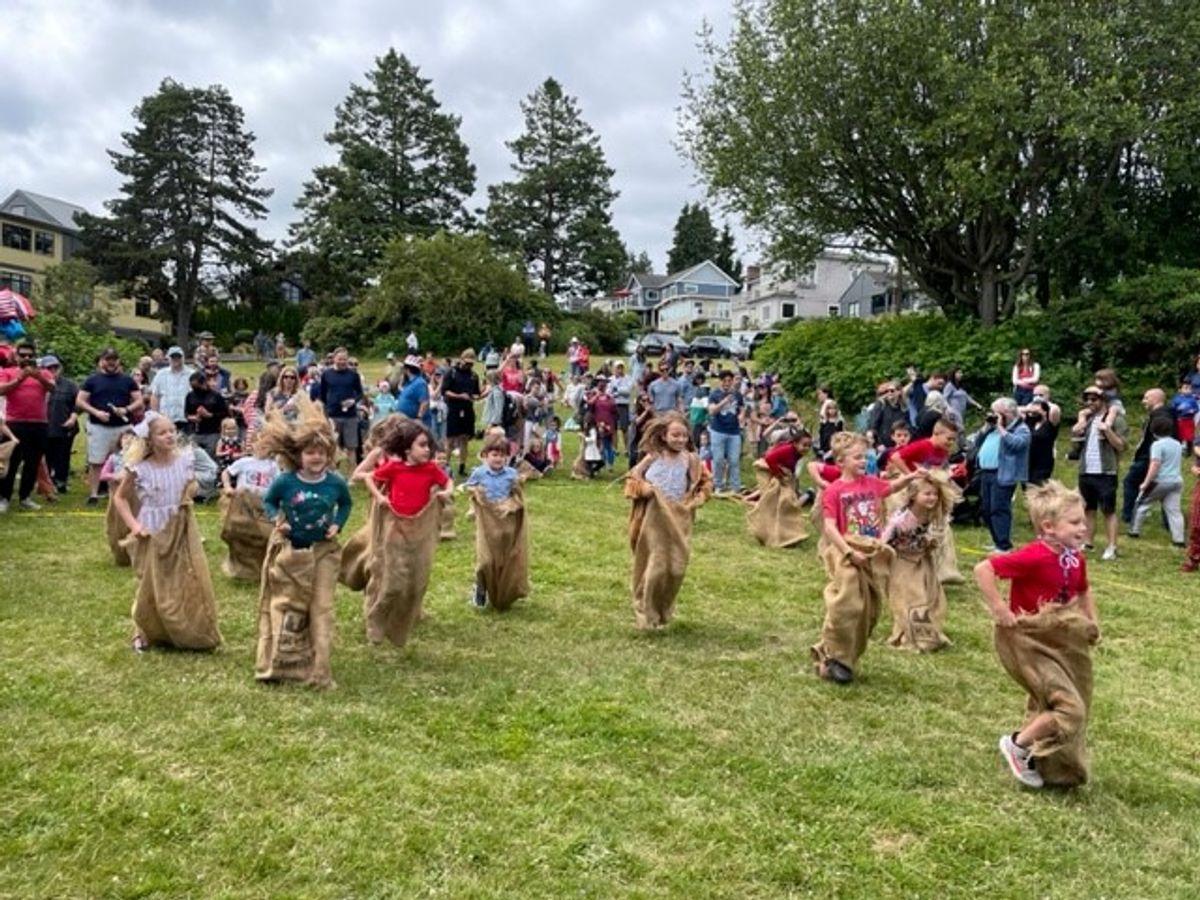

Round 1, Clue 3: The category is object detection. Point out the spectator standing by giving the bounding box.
[318,347,365,459]
[406,330,419,353]
[1121,388,1174,526]
[1129,416,1185,545]
[296,340,316,372]
[148,346,193,430]
[396,355,432,430]
[77,348,143,506]
[193,331,216,369]
[944,368,983,423]
[610,361,634,453]
[1024,399,1059,486]
[1011,349,1040,406]
[707,369,746,494]
[647,361,683,414]
[42,355,78,494]
[184,370,228,458]
[1070,385,1128,560]
[867,381,907,450]
[0,343,56,512]
[980,398,1030,552]
[443,349,482,476]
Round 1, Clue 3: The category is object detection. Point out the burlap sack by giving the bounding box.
[994,602,1097,786]
[439,493,457,541]
[0,440,14,479]
[106,493,140,567]
[471,483,530,612]
[219,490,274,580]
[122,487,221,651]
[625,460,712,629]
[571,444,590,480]
[347,498,441,646]
[515,459,543,481]
[746,460,810,548]
[885,541,950,652]
[255,532,339,687]
[810,534,894,672]
[934,519,964,584]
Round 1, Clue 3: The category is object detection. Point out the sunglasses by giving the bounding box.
[1082,394,1103,401]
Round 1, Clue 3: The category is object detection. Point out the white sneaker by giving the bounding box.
[999,734,1043,788]
[19,498,41,511]
[1101,545,1117,561]
[0,499,8,513]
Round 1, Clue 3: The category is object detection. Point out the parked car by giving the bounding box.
[688,335,746,359]
[746,330,782,359]
[637,333,690,356]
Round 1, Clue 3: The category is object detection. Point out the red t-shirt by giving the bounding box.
[763,442,800,477]
[590,393,617,431]
[989,540,1089,616]
[821,475,890,538]
[373,459,449,517]
[814,462,842,484]
[895,438,949,470]
[500,368,525,392]
[0,366,54,422]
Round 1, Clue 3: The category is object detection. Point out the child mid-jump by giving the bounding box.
[465,431,529,611]
[625,411,713,629]
[111,412,221,653]
[812,431,917,684]
[349,417,451,646]
[974,481,1100,789]
[257,401,352,689]
[882,470,959,652]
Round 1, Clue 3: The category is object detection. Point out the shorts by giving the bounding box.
[1078,473,1117,514]
[87,423,126,465]
[332,416,360,450]
[616,403,630,432]
[446,404,475,438]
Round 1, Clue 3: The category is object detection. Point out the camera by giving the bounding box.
[985,412,998,425]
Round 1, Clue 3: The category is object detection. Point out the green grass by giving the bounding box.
[2,369,1200,898]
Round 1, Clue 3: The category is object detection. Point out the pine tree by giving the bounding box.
[78,79,271,344]
[666,203,719,273]
[715,223,742,285]
[486,78,624,302]
[290,49,476,291]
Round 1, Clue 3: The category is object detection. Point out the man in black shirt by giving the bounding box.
[185,370,228,458]
[443,349,482,475]
[77,348,143,505]
[318,347,365,457]
[42,355,79,493]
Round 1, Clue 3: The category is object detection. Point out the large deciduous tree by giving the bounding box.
[487,78,625,303]
[683,0,1200,325]
[79,79,271,343]
[291,49,476,291]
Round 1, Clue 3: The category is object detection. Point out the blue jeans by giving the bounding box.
[980,470,1015,550]
[709,429,742,491]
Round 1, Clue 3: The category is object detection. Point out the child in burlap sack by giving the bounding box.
[625,412,713,630]
[111,412,221,653]
[464,431,527,610]
[812,432,918,684]
[257,399,352,689]
[974,481,1100,789]
[218,431,280,580]
[881,470,959,652]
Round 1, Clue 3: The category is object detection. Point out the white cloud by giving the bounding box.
[1,0,745,275]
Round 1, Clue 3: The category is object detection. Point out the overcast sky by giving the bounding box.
[2,0,749,274]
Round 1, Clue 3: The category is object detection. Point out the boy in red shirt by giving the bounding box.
[888,418,957,474]
[974,480,1100,789]
[812,431,918,684]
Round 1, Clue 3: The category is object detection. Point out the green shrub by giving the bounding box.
[300,315,362,353]
[27,313,146,380]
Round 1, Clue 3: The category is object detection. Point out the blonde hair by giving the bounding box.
[829,430,868,461]
[902,469,961,522]
[124,414,179,466]
[1026,480,1084,531]
[638,411,693,455]
[255,391,337,471]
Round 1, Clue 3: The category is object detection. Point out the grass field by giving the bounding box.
[2,360,1200,898]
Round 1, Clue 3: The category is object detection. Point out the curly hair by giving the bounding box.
[828,430,868,461]
[1026,480,1084,530]
[378,417,433,461]
[255,390,337,471]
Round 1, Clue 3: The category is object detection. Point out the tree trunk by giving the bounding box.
[978,271,998,328]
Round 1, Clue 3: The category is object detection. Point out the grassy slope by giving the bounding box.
[1,359,1199,898]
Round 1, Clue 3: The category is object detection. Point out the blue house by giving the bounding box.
[601,260,737,332]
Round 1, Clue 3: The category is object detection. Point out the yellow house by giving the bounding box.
[0,188,169,342]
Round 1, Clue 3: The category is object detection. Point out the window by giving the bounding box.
[280,281,303,304]
[827,304,840,318]
[2,223,32,252]
[34,231,55,256]
[134,297,152,318]
[0,271,33,296]
[781,302,796,319]
[683,283,699,294]
[647,290,658,301]
[847,301,861,318]
[694,302,704,314]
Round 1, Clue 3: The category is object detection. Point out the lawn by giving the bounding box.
[2,363,1199,898]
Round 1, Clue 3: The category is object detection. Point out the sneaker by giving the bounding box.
[999,733,1043,788]
[85,496,99,507]
[19,498,41,511]
[1101,545,1117,561]
[982,542,997,552]
[131,634,148,654]
[820,659,854,685]
[1126,531,1140,539]
[1083,543,1095,552]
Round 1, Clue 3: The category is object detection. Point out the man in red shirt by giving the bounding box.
[0,342,55,511]
[588,377,618,468]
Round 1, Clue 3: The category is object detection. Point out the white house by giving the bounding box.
[732,248,892,330]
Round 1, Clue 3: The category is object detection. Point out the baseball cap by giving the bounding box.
[196,330,214,340]
[167,345,184,357]
[39,354,61,368]
[403,354,422,369]
[100,347,120,360]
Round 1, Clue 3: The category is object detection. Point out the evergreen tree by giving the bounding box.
[486,78,624,301]
[78,79,271,344]
[627,249,654,275]
[291,49,476,290]
[666,203,719,273]
[715,223,742,285]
